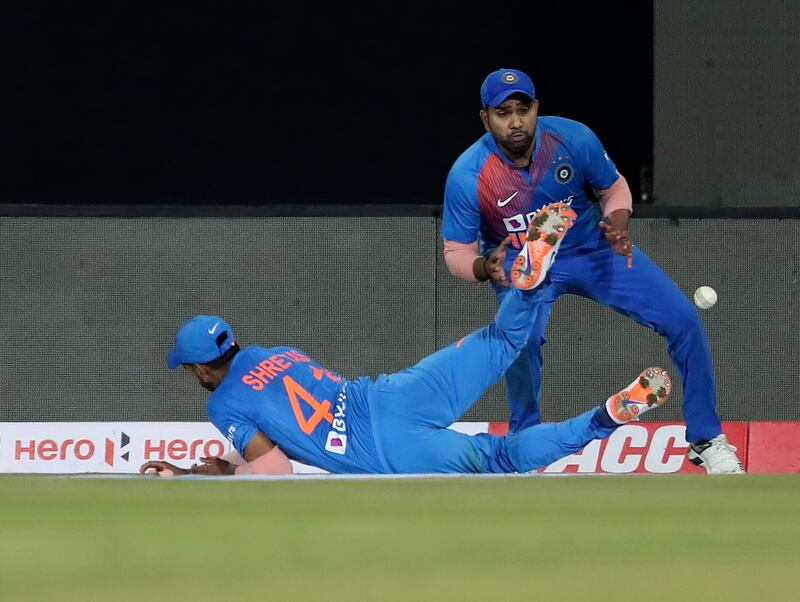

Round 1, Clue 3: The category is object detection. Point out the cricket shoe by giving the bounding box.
[687,434,746,474]
[606,367,672,424]
[511,201,577,290]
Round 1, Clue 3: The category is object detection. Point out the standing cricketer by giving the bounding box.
[440,67,743,474]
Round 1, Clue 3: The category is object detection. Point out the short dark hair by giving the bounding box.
[199,342,240,369]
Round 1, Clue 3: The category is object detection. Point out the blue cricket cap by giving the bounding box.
[480,68,536,108]
[166,315,237,369]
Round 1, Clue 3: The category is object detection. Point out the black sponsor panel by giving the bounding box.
[655,0,800,207]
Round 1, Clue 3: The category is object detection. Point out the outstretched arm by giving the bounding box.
[228,431,293,475]
[139,430,294,476]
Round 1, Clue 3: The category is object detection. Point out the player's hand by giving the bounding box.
[484,237,511,287]
[599,213,633,269]
[191,456,236,476]
[139,460,189,477]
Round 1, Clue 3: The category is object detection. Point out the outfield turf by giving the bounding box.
[0,475,798,602]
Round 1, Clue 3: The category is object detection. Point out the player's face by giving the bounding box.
[481,97,538,158]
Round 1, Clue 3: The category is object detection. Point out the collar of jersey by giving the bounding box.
[215,344,250,391]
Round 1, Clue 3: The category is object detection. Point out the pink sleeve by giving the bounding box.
[234,446,294,475]
[595,174,633,217]
[443,239,480,282]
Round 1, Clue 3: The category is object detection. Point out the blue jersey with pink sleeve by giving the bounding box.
[442,116,620,275]
[206,345,386,474]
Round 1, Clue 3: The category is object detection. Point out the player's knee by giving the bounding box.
[489,323,526,354]
[663,302,705,339]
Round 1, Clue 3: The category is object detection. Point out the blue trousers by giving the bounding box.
[498,233,722,443]
[369,286,615,473]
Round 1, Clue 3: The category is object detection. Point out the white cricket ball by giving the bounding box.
[693,286,718,309]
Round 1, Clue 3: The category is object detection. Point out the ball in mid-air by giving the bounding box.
[693,286,718,309]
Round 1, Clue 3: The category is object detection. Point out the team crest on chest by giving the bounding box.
[554,163,574,185]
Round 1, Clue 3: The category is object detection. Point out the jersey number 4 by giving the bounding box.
[282,375,334,435]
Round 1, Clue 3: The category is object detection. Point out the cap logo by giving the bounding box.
[502,72,519,84]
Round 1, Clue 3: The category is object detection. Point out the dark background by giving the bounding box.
[4,2,653,205]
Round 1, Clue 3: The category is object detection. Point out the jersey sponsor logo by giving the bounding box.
[325,431,347,455]
[324,388,349,455]
[554,163,574,184]
[502,211,537,233]
[497,191,519,207]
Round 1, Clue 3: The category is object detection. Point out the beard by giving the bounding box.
[200,380,217,392]
[498,132,534,157]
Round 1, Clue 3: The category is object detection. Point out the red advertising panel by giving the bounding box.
[489,421,750,474]
[747,422,800,474]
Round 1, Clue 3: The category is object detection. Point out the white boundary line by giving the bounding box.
[5,472,632,481]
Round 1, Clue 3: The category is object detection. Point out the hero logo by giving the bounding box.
[15,433,131,466]
[143,438,226,461]
[15,438,97,461]
[503,196,575,249]
[541,424,689,474]
[325,389,348,455]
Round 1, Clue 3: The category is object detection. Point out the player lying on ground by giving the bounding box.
[140,202,672,477]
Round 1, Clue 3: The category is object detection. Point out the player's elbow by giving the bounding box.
[443,239,480,282]
[235,447,294,475]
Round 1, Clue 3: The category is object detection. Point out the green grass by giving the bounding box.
[1,475,798,602]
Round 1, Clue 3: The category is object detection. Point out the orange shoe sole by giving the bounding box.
[511,202,577,290]
[607,367,672,423]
